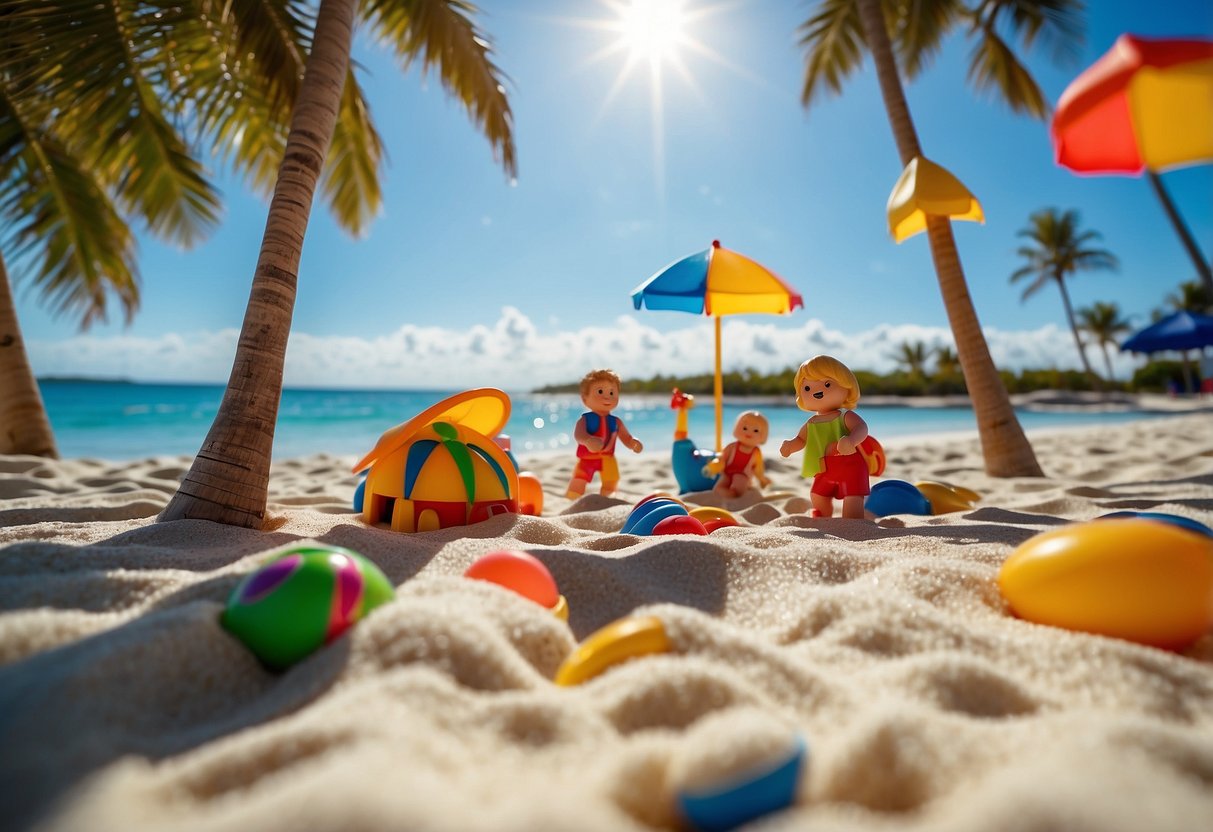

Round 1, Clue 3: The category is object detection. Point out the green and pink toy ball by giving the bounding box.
[222,545,395,670]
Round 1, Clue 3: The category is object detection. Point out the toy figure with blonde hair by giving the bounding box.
[780,355,870,519]
[709,411,772,498]
[566,369,643,499]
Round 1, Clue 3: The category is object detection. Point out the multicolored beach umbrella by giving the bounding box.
[632,240,803,450]
[1051,34,1213,175]
[1051,34,1213,291]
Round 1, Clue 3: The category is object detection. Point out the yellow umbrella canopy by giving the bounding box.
[886,157,985,243]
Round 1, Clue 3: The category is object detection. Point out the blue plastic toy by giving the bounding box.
[864,480,932,517]
[1096,511,1213,538]
[622,497,691,535]
[670,390,718,493]
[677,736,806,832]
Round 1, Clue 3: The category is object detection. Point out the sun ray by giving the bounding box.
[543,1,772,201]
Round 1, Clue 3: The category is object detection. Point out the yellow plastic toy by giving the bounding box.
[914,481,980,514]
[886,156,984,243]
[998,519,1213,649]
[353,389,518,533]
[554,615,671,686]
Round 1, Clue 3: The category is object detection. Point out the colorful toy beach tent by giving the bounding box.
[886,157,985,243]
[352,389,518,533]
[631,240,803,450]
[1051,34,1213,292]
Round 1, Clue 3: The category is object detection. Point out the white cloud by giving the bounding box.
[28,308,1143,389]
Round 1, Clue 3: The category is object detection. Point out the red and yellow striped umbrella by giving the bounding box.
[1051,34,1213,175]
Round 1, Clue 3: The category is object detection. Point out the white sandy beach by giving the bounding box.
[2,412,1212,831]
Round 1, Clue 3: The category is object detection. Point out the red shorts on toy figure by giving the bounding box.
[780,355,870,519]
[566,369,643,499]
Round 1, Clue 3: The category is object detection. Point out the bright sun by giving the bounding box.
[616,0,688,62]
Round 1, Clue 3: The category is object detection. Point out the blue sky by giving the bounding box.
[17,0,1213,388]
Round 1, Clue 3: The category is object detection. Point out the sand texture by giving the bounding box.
[2,413,1212,831]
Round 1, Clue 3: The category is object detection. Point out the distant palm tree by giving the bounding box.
[1011,208,1117,384]
[1166,279,1213,315]
[799,0,1088,477]
[891,340,930,380]
[162,0,516,527]
[933,345,961,382]
[1076,302,1132,382]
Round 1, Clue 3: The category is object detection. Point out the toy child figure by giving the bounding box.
[712,411,772,498]
[566,369,643,499]
[779,355,870,519]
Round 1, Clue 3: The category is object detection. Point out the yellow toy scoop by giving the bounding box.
[555,615,671,686]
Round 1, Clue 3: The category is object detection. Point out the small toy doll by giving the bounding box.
[779,355,870,519]
[566,369,643,499]
[710,411,772,498]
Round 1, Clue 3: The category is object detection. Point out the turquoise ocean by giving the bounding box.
[37,380,1161,462]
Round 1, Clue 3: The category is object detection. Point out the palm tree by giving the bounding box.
[932,344,963,391]
[0,0,386,457]
[1166,279,1213,315]
[1076,301,1132,382]
[162,0,515,527]
[798,0,1087,477]
[1011,208,1118,384]
[0,1,221,456]
[891,340,930,380]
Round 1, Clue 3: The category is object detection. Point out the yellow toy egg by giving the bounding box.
[998,519,1213,649]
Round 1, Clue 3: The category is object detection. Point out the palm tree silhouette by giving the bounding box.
[799,0,1088,477]
[1076,302,1132,382]
[162,0,516,527]
[1011,209,1118,384]
[891,340,931,381]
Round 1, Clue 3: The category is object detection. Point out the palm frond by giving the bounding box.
[7,0,222,247]
[893,0,962,81]
[797,0,866,107]
[973,0,1085,65]
[965,24,1049,118]
[0,81,138,328]
[362,0,516,178]
[320,65,385,238]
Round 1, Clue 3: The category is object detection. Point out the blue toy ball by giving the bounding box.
[678,737,806,832]
[1096,511,1213,539]
[864,480,932,517]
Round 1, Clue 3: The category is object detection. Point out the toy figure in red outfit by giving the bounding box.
[566,369,643,499]
[779,355,870,519]
[711,411,771,498]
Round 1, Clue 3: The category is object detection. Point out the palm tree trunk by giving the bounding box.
[1146,170,1213,297]
[1099,343,1114,382]
[856,0,1042,477]
[0,252,58,458]
[160,0,356,526]
[1053,275,1100,386]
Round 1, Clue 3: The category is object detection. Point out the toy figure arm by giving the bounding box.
[574,416,603,452]
[752,450,771,487]
[836,412,868,455]
[618,421,643,453]
[780,425,807,458]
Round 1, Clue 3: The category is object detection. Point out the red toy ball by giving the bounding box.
[701,518,739,533]
[464,550,560,608]
[651,515,708,536]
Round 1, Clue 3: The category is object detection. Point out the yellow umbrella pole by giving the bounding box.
[714,316,723,452]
